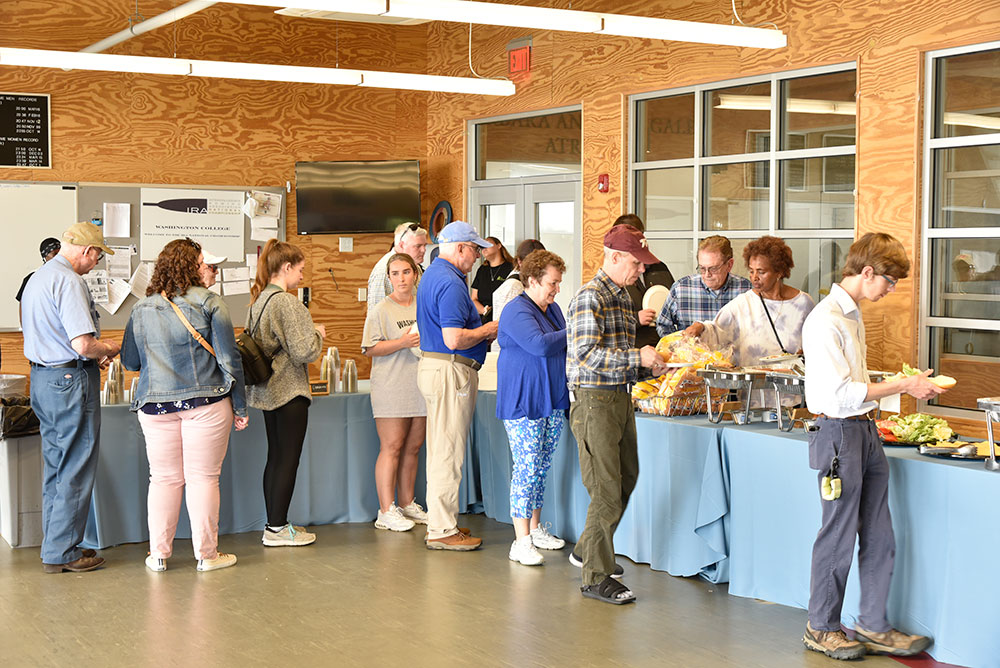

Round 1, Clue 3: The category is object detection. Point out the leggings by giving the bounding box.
[262,395,310,527]
[502,411,563,519]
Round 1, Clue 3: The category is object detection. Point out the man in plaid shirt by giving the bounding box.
[655,235,751,335]
[366,222,428,314]
[566,224,666,606]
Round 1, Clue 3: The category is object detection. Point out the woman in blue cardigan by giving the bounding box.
[496,250,570,566]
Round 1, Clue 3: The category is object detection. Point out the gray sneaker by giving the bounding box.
[262,524,316,547]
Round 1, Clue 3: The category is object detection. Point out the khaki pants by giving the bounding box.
[569,388,638,586]
[417,356,479,539]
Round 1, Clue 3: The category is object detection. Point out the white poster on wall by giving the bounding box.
[139,188,245,261]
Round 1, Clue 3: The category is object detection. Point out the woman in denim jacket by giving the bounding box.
[122,238,248,573]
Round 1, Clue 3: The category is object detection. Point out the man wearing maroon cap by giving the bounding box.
[565,224,667,605]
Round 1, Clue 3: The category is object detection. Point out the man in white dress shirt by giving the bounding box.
[801,233,946,660]
[367,223,428,313]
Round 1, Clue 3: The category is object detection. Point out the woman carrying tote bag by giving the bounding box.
[247,239,325,547]
[121,238,248,573]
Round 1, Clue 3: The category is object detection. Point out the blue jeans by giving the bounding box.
[30,365,101,564]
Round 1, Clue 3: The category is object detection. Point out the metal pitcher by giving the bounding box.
[342,359,358,393]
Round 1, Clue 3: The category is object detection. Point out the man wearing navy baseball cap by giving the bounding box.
[416,221,497,551]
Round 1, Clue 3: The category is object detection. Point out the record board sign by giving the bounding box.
[0,92,51,168]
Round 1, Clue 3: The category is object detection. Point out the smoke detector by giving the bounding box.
[275,8,430,26]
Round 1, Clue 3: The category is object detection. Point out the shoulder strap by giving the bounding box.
[757,291,788,354]
[250,289,282,337]
[162,292,216,357]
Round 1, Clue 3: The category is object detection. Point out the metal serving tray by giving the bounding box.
[977,397,1000,472]
[766,372,808,432]
[697,367,774,424]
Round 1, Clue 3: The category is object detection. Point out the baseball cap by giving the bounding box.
[437,221,492,248]
[62,222,114,255]
[39,237,61,259]
[603,225,658,265]
[202,250,227,265]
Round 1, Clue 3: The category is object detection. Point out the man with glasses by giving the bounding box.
[655,235,751,336]
[21,222,121,574]
[198,249,226,289]
[416,221,497,551]
[367,222,429,314]
[801,232,942,659]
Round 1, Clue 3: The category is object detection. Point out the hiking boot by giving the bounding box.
[803,622,866,660]
[425,532,482,551]
[854,626,931,656]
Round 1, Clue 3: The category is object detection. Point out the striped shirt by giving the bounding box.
[655,272,752,336]
[566,269,642,387]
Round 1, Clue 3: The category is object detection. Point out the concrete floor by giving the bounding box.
[0,514,905,668]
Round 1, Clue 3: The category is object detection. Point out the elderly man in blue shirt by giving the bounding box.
[416,221,497,551]
[21,222,121,574]
[656,235,751,335]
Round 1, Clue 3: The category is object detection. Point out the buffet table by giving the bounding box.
[75,389,997,667]
[83,388,482,549]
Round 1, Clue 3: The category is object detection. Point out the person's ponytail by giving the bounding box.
[250,238,305,303]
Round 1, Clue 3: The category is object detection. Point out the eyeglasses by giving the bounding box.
[697,262,727,276]
[881,274,898,288]
[90,247,105,262]
[398,223,420,243]
[184,237,202,252]
[204,263,219,273]
[460,243,482,257]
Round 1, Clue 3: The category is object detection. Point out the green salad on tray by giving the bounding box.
[885,413,953,443]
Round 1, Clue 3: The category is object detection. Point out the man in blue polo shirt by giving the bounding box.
[416,221,497,551]
[22,222,121,574]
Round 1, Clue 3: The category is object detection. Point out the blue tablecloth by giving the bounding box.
[84,392,482,549]
[472,392,731,581]
[721,424,1000,668]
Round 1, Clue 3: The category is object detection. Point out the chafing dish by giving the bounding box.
[697,367,775,424]
[977,397,1000,472]
[765,371,811,432]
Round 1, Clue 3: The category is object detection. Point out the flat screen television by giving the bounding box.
[295,160,420,235]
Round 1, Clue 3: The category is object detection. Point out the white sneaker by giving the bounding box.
[262,523,317,547]
[145,555,166,572]
[399,500,428,525]
[375,504,416,532]
[530,523,566,550]
[509,536,544,566]
[197,552,237,572]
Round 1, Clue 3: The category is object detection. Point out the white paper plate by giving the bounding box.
[642,284,669,313]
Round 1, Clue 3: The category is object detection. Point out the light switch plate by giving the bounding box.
[358,288,367,301]
[339,237,353,252]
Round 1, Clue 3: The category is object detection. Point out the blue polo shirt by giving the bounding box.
[417,256,488,364]
[21,255,100,365]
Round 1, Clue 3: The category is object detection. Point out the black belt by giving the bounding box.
[422,351,483,371]
[30,359,96,369]
[816,411,873,421]
[576,384,631,393]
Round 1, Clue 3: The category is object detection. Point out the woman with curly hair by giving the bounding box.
[687,236,814,367]
[121,238,248,573]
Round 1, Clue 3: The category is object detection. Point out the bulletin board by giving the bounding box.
[1,181,286,331]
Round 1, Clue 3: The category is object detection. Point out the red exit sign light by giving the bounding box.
[508,46,531,74]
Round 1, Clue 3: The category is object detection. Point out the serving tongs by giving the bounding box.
[977,397,1000,472]
[697,366,771,424]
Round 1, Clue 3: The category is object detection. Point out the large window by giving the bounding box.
[921,43,1000,414]
[630,65,857,303]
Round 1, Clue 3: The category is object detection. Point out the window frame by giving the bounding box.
[919,40,1000,419]
[628,63,858,279]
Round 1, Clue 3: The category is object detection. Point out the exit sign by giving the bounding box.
[508,46,531,74]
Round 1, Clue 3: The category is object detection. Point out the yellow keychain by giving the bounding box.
[821,456,842,501]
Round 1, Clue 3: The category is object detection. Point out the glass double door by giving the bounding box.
[469,179,581,314]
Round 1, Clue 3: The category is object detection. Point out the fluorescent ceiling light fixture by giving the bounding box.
[716,94,856,115]
[225,1,786,49]
[0,47,515,95]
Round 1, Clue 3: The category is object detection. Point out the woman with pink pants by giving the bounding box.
[122,239,248,572]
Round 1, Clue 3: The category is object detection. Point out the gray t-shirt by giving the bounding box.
[361,296,426,418]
